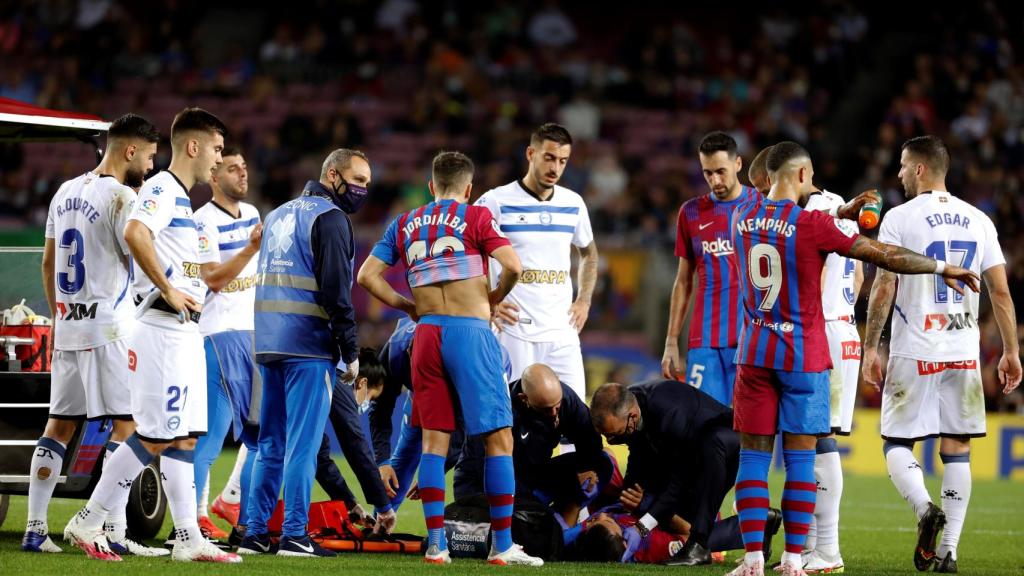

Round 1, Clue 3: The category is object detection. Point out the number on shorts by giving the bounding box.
[842,258,856,304]
[166,385,188,412]
[748,243,783,311]
[57,228,86,294]
[688,363,705,389]
[924,240,976,303]
[405,237,466,266]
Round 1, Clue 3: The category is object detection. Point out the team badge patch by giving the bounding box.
[151,185,163,196]
[167,416,180,431]
[128,349,137,371]
[141,198,158,215]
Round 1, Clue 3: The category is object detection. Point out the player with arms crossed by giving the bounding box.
[358,151,542,566]
[800,186,864,573]
[26,114,163,557]
[862,136,1021,574]
[192,147,262,541]
[663,132,761,405]
[728,142,978,576]
[476,123,597,400]
[64,108,239,563]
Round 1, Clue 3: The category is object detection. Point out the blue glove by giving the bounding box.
[621,526,642,563]
[581,477,598,500]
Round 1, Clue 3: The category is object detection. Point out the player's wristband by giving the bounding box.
[934,260,946,274]
[638,513,658,535]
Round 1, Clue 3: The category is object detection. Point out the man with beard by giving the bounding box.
[476,123,598,401]
[25,114,163,557]
[190,148,263,542]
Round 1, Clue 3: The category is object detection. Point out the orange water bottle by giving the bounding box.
[858,197,882,229]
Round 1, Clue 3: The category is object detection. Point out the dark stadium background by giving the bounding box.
[1,0,1022,413]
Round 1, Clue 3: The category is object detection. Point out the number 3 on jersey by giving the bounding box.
[925,240,976,303]
[748,243,783,311]
[57,228,86,294]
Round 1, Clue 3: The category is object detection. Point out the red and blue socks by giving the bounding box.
[782,448,817,566]
[484,455,515,554]
[419,453,447,551]
[736,448,772,565]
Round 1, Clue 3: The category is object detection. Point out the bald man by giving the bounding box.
[748,146,772,194]
[509,364,607,516]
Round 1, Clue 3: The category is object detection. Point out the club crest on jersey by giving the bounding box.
[167,416,180,431]
[539,211,552,225]
[701,238,734,256]
[151,186,162,196]
[923,312,973,332]
[267,213,296,258]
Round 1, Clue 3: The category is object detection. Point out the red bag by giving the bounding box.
[0,323,51,372]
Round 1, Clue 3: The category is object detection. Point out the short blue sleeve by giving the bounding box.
[370,217,400,266]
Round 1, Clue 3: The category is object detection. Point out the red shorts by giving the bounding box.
[733,364,830,436]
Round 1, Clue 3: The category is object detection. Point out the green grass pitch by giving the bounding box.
[1,449,1021,574]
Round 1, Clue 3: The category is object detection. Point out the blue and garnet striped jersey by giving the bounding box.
[674,185,760,350]
[731,195,860,372]
[370,198,510,288]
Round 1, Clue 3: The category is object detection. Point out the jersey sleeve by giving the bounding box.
[473,191,500,220]
[807,210,859,255]
[109,186,137,256]
[674,204,693,259]
[876,210,900,245]
[45,199,56,240]
[572,197,594,248]
[979,214,1006,272]
[128,183,174,234]
[194,210,220,264]
[369,217,401,266]
[471,206,512,255]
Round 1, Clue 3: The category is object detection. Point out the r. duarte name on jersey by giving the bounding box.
[402,211,468,236]
[736,216,796,238]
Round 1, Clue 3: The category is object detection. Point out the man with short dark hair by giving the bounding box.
[662,131,760,406]
[359,151,542,566]
[477,124,598,401]
[27,114,161,557]
[729,141,979,576]
[748,146,773,195]
[65,107,240,563]
[241,147,370,558]
[590,379,742,566]
[863,135,1020,573]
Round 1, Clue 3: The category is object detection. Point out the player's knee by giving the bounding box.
[109,418,136,442]
[482,426,513,456]
[882,438,914,455]
[173,437,199,451]
[43,417,79,443]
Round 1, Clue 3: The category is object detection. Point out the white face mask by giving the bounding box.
[355,387,371,415]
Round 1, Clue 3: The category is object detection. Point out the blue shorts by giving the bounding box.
[685,347,738,406]
[733,364,830,435]
[411,315,512,436]
[205,330,260,438]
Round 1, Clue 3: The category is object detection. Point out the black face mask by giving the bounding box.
[605,412,637,445]
[332,178,369,214]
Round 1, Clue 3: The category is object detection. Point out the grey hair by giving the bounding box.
[321,148,369,180]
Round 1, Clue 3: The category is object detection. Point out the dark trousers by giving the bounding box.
[683,425,740,546]
[314,375,389,509]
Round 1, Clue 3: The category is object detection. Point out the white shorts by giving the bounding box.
[498,332,586,401]
[49,340,132,420]
[880,355,986,442]
[825,320,861,435]
[129,311,207,442]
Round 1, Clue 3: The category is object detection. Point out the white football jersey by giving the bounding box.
[127,171,207,303]
[45,172,136,350]
[194,201,260,335]
[877,190,1004,362]
[805,190,859,320]
[475,180,594,343]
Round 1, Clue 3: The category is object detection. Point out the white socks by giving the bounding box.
[220,445,249,505]
[885,443,932,519]
[26,437,67,534]
[813,441,843,557]
[198,471,210,517]
[102,441,129,542]
[938,453,972,561]
[162,448,203,545]
[82,436,153,532]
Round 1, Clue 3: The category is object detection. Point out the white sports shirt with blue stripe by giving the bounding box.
[45,172,137,350]
[475,180,594,343]
[194,201,260,335]
[127,171,207,303]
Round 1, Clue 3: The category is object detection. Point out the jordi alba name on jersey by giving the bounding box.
[475,181,594,343]
[45,172,137,350]
[675,185,760,349]
[805,191,860,320]
[371,199,510,288]
[127,171,207,302]
[732,197,859,372]
[877,191,1004,362]
[195,201,261,335]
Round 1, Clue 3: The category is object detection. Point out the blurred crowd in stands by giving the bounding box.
[0,0,1021,410]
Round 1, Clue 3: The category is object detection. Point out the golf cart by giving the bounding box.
[0,97,167,538]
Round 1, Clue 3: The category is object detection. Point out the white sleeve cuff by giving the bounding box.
[639,513,658,531]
